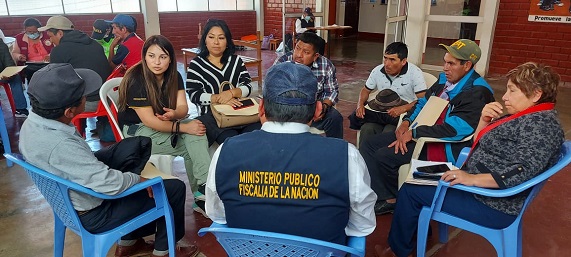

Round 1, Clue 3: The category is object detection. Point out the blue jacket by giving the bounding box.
[404,69,494,163]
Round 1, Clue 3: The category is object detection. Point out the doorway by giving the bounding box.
[343,0,360,36]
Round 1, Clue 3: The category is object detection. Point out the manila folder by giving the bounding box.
[0,66,26,78]
[411,96,449,128]
[140,162,177,180]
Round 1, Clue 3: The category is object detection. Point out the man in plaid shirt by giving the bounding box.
[274,32,343,139]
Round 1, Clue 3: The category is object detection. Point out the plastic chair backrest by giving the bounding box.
[199,222,366,257]
[99,77,124,140]
[417,141,571,257]
[422,72,437,87]
[71,99,111,138]
[3,153,177,257]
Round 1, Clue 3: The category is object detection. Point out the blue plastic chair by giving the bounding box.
[416,141,571,257]
[198,222,366,257]
[0,105,12,167]
[3,153,176,257]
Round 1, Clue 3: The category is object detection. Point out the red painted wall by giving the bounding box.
[489,0,571,82]
[0,11,256,58]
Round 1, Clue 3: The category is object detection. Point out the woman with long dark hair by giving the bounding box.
[186,18,261,146]
[117,35,211,216]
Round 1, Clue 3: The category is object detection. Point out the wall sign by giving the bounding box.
[528,1,571,23]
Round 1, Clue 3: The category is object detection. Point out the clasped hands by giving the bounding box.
[389,120,413,155]
[155,107,206,136]
[213,90,243,108]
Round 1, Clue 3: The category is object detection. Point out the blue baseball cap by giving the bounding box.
[263,62,318,105]
[106,14,135,31]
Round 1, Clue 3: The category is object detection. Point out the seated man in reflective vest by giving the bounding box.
[205,62,377,244]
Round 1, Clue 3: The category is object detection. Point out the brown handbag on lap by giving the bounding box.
[210,81,260,128]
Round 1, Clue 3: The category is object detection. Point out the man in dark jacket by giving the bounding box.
[39,15,111,112]
[360,39,495,216]
[0,40,28,117]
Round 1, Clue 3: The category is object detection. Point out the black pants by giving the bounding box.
[348,108,400,130]
[79,179,186,251]
[359,132,423,201]
[312,107,344,139]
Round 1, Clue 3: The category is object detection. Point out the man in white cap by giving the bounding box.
[39,15,111,112]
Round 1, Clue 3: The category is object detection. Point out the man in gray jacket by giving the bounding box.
[19,63,199,257]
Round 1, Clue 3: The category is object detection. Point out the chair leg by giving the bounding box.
[438,223,449,243]
[501,223,523,257]
[1,83,16,115]
[53,217,66,257]
[72,118,85,137]
[164,205,177,257]
[88,236,117,257]
[416,208,432,257]
[0,107,13,167]
[106,115,122,142]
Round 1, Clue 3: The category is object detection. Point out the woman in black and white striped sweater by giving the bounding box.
[186,19,261,146]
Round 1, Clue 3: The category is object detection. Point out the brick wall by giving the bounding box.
[490,0,571,82]
[0,11,256,58]
[264,0,316,37]
[158,11,256,53]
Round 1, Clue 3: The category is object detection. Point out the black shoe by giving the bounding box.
[194,183,206,201]
[374,201,396,215]
[15,109,29,118]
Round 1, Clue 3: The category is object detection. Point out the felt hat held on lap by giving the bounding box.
[366,89,407,112]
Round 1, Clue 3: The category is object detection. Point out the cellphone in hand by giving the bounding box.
[416,164,450,174]
[233,99,255,110]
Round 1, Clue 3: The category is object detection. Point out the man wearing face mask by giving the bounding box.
[296,7,317,35]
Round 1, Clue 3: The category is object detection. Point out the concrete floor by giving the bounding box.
[1,37,571,256]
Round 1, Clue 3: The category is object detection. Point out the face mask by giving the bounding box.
[27,32,40,40]
[305,16,311,22]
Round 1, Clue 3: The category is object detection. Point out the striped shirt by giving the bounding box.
[274,52,339,104]
[186,55,252,115]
